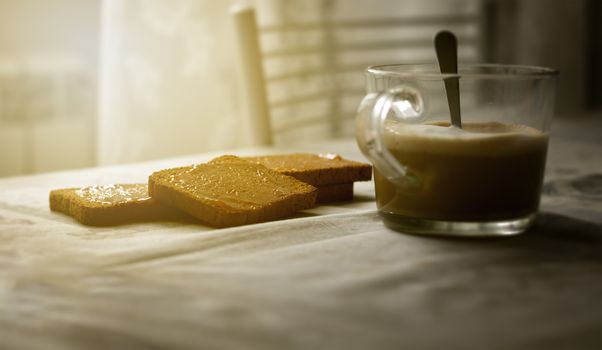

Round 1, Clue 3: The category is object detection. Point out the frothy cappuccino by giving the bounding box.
[375,121,549,221]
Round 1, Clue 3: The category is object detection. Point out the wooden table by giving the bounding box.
[1,117,601,349]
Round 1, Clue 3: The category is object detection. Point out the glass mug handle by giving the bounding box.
[355,86,425,186]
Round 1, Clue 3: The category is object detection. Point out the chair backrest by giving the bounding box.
[232,3,485,146]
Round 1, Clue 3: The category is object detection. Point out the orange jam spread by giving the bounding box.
[156,156,314,211]
[244,153,356,172]
[75,184,151,205]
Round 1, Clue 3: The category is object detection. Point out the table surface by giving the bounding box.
[1,117,601,350]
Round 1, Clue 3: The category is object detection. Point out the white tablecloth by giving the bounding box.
[1,118,601,349]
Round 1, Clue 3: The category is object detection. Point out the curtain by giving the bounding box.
[97,0,244,165]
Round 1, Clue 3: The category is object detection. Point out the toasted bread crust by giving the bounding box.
[148,155,317,228]
[244,153,372,186]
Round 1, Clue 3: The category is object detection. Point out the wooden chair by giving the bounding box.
[231,3,485,146]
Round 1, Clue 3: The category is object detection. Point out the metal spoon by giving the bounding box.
[434,30,462,128]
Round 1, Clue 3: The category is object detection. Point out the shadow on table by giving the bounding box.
[530,212,602,243]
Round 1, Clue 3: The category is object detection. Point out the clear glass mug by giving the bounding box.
[356,64,558,236]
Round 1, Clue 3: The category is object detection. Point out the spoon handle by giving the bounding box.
[434,30,462,128]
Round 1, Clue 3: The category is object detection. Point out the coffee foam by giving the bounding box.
[383,121,548,156]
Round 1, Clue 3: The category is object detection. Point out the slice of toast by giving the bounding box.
[148,155,317,228]
[316,183,354,203]
[244,153,372,186]
[49,184,185,226]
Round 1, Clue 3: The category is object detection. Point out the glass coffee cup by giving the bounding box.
[356,64,558,236]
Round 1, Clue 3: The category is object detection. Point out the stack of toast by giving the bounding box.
[50,153,372,228]
[244,153,371,203]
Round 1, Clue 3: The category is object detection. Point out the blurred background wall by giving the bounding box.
[0,0,599,177]
[0,0,98,177]
[483,0,601,114]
